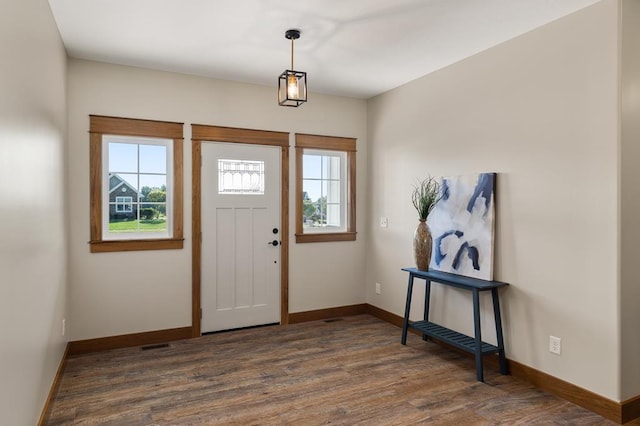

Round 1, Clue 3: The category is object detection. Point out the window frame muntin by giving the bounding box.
[295,133,356,243]
[89,115,184,253]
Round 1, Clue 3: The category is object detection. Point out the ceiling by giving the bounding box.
[48,0,601,99]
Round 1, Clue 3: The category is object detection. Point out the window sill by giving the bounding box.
[295,232,356,243]
[89,238,184,253]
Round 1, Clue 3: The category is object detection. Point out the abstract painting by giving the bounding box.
[427,172,496,280]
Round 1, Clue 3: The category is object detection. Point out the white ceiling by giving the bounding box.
[48,0,601,99]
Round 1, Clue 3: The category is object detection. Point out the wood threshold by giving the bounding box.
[38,343,69,426]
[67,327,192,356]
[365,303,634,424]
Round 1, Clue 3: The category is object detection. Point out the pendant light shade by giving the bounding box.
[278,29,307,107]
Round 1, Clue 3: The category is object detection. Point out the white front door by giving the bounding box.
[201,142,281,333]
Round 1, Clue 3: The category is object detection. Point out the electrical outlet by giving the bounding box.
[62,318,66,337]
[375,283,381,294]
[549,336,561,355]
[379,217,388,228]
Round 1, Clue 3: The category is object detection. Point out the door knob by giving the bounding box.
[268,240,279,246]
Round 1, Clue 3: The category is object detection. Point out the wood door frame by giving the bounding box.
[191,124,289,337]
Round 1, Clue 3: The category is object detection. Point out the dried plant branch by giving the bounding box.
[412,176,441,220]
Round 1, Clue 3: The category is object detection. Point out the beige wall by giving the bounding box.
[366,0,621,400]
[620,0,640,401]
[66,59,368,340]
[0,0,68,424]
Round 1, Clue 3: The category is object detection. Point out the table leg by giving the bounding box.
[423,279,431,341]
[401,274,414,345]
[492,288,508,375]
[472,289,484,382]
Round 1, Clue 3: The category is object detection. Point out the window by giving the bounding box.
[103,136,171,237]
[295,133,356,243]
[218,159,265,195]
[115,196,133,213]
[89,115,184,252]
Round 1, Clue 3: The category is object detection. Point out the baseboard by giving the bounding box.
[288,304,368,324]
[38,343,69,426]
[67,326,192,356]
[365,303,637,424]
[622,394,640,424]
[507,358,621,422]
[366,303,404,327]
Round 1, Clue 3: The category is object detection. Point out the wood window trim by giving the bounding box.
[89,115,184,253]
[295,133,356,243]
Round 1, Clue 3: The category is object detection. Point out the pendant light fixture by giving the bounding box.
[278,29,307,107]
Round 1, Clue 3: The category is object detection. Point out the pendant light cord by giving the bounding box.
[290,37,294,70]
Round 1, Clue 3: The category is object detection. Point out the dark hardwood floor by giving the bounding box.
[46,315,620,425]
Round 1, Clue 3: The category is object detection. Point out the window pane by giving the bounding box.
[139,144,167,174]
[321,180,328,200]
[108,143,138,173]
[327,180,341,204]
[218,159,264,194]
[109,202,138,234]
[139,174,167,201]
[140,202,167,233]
[327,155,341,179]
[114,173,138,191]
[302,179,321,203]
[326,204,341,227]
[303,154,322,179]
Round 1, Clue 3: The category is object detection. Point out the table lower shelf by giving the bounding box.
[408,320,500,355]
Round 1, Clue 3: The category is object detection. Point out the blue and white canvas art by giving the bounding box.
[427,173,496,280]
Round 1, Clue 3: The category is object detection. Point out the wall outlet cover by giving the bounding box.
[549,335,561,355]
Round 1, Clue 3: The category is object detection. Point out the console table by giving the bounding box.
[400,267,509,382]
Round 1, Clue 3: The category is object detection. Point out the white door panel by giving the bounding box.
[201,142,280,333]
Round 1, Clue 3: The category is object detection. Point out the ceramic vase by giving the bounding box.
[413,219,432,271]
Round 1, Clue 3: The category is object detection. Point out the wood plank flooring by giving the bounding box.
[46,315,623,425]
